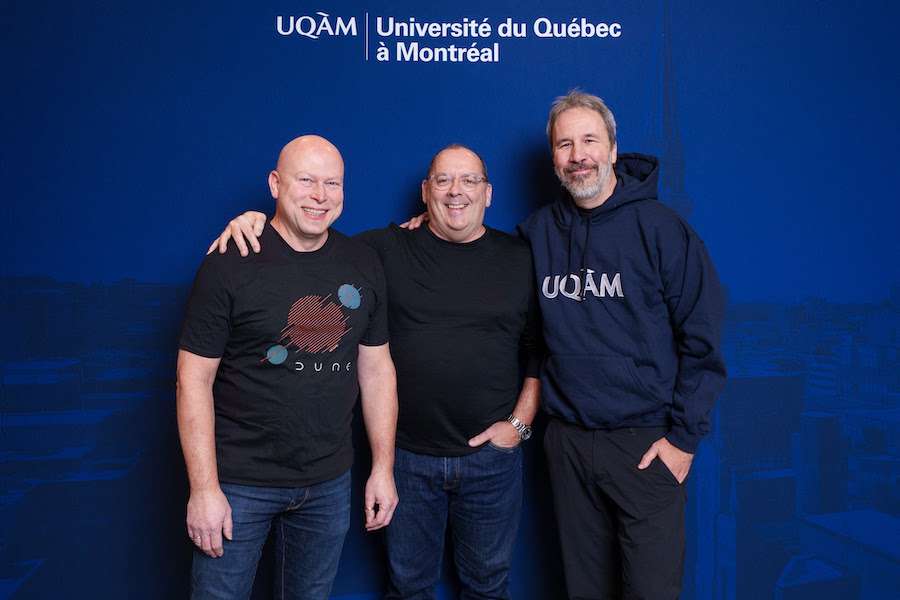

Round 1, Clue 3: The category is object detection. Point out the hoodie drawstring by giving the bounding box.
[579,215,591,301]
[567,217,579,278]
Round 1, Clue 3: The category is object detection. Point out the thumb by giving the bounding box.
[223,513,233,541]
[637,444,659,470]
[253,214,266,236]
[468,427,492,447]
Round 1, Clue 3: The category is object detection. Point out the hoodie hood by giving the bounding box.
[551,153,659,286]
[552,153,659,228]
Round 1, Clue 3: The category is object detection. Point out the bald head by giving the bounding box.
[427,143,487,180]
[276,135,343,174]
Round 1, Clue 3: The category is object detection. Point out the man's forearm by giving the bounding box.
[511,376,540,424]
[176,353,221,492]
[358,347,398,472]
[177,351,233,556]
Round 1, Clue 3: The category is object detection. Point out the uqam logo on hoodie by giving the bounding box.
[542,269,624,301]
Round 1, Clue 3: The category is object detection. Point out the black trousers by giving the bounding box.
[544,419,686,600]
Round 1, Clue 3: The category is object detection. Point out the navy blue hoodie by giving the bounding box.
[519,153,726,453]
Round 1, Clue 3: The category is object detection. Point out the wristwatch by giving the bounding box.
[506,415,533,441]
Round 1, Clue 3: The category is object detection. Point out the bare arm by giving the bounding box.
[357,343,399,531]
[206,211,269,256]
[176,349,232,557]
[468,376,540,448]
[511,376,540,425]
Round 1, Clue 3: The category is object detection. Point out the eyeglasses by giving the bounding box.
[428,173,488,191]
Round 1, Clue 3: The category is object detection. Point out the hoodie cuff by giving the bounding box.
[665,426,702,454]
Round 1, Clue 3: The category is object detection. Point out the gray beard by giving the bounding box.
[559,160,613,202]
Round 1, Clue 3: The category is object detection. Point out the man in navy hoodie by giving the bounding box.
[518,90,726,599]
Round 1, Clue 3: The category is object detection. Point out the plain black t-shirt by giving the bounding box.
[356,224,540,456]
[179,224,389,487]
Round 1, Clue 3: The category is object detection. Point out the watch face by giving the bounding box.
[521,427,532,441]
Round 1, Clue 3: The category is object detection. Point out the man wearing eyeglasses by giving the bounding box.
[207,143,541,600]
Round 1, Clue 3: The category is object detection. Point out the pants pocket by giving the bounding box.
[487,441,520,454]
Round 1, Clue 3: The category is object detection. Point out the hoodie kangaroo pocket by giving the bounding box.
[543,354,658,425]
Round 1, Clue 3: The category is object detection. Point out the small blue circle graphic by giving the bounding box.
[338,284,361,309]
[266,344,288,365]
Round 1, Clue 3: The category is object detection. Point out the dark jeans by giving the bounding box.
[385,445,523,600]
[190,470,351,600]
[544,420,686,600]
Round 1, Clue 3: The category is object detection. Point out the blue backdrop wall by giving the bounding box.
[2,1,898,598]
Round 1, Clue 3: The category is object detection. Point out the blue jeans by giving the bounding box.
[191,470,351,600]
[385,445,523,600]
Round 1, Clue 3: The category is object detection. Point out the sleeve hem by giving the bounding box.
[524,354,542,379]
[665,427,701,454]
[178,344,224,360]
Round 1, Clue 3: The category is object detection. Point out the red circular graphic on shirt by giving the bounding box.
[280,295,350,353]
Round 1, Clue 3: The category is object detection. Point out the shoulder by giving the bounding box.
[332,229,385,269]
[629,200,697,242]
[487,227,531,258]
[353,225,402,253]
[518,203,555,234]
[630,198,680,221]
[192,243,257,284]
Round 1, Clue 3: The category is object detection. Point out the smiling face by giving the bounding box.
[422,146,492,244]
[268,136,344,251]
[551,107,618,209]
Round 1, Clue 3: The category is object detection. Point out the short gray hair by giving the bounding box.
[546,90,617,148]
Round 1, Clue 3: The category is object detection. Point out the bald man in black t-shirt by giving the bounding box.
[177,135,398,600]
